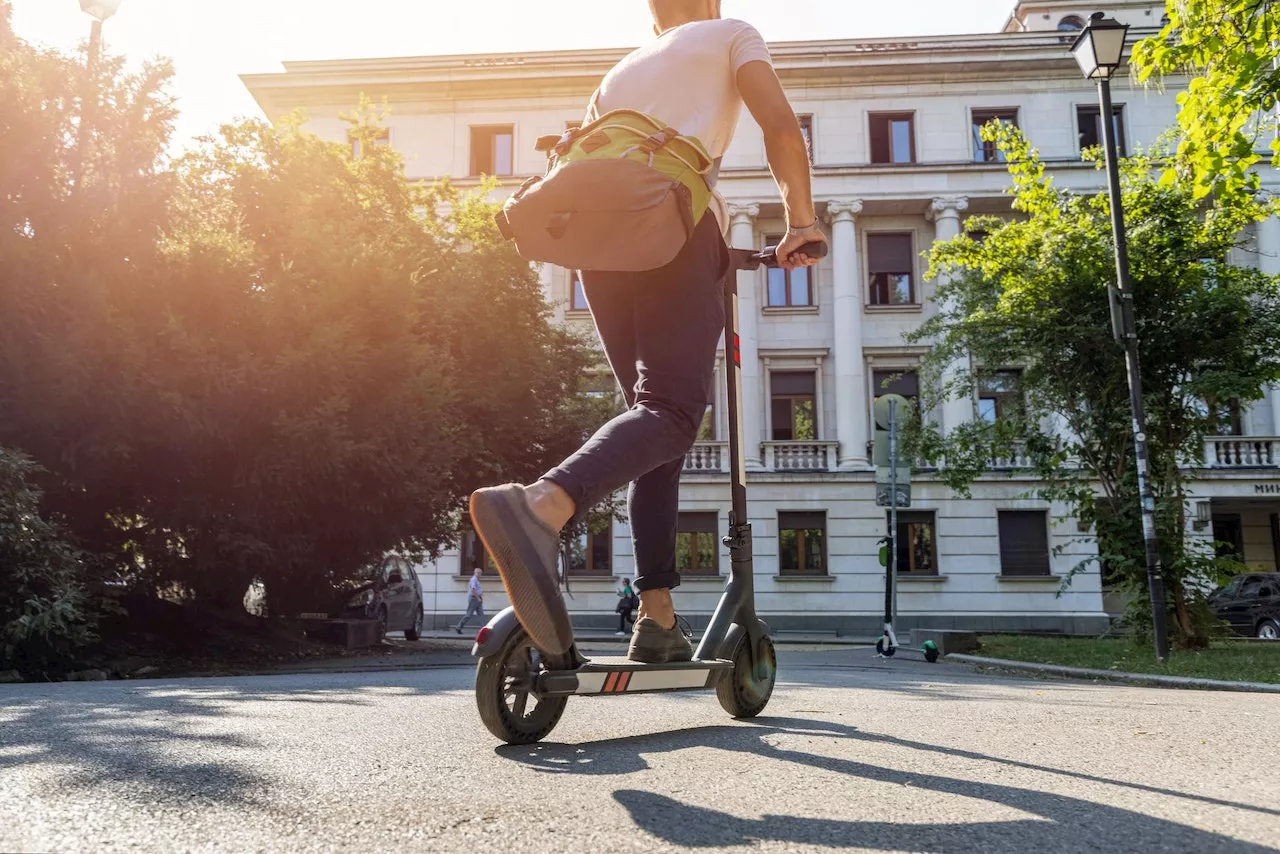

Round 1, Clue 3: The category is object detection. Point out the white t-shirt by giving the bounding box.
[584,18,774,233]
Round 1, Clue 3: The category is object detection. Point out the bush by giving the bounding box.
[0,447,99,674]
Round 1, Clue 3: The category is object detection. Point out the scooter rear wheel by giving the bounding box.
[716,634,776,718]
[475,627,568,744]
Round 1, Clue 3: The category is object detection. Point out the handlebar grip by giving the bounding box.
[793,241,828,260]
[758,240,829,268]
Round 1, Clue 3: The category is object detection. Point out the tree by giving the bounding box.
[1131,0,1280,200]
[0,448,98,675]
[0,7,613,619]
[908,122,1280,648]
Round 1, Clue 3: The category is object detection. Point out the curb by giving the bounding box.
[947,653,1280,694]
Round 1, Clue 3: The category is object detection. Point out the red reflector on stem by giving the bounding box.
[475,626,491,646]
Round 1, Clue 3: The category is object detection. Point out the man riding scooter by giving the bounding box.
[470,0,829,663]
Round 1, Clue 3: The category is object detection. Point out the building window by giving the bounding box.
[770,371,817,441]
[872,369,920,416]
[971,109,1018,163]
[1077,105,1126,157]
[569,269,589,311]
[460,526,497,575]
[349,128,389,159]
[1206,397,1244,435]
[869,112,916,164]
[1058,15,1086,31]
[867,233,916,305]
[765,233,812,307]
[891,511,938,575]
[978,370,1023,423]
[798,114,814,163]
[1211,516,1244,560]
[470,125,514,176]
[998,510,1052,577]
[779,511,827,575]
[566,516,612,576]
[677,512,720,576]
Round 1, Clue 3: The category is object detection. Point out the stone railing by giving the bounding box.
[1203,437,1279,468]
[990,441,1035,470]
[684,442,729,474]
[762,441,839,473]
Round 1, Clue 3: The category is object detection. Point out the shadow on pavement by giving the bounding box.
[498,716,1276,853]
[0,683,374,807]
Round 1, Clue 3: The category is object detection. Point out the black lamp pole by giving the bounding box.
[72,1,120,191]
[1074,12,1170,661]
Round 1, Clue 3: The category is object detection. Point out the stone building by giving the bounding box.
[243,0,1280,636]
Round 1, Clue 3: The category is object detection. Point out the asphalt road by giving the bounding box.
[1,648,1276,853]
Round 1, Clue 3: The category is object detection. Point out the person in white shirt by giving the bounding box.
[470,0,826,664]
[454,567,485,634]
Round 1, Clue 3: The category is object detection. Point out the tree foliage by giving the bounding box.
[909,121,1280,647]
[1132,0,1280,200]
[0,448,98,673]
[0,5,610,621]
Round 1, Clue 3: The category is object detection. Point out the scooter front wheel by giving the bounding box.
[716,634,776,719]
[475,626,568,744]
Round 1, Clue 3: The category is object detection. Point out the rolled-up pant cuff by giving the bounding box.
[633,572,680,593]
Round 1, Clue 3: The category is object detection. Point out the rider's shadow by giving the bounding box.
[497,716,1277,853]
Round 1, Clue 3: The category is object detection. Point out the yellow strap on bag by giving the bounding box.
[496,110,716,272]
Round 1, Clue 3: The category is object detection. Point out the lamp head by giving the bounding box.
[80,0,122,22]
[1070,12,1130,80]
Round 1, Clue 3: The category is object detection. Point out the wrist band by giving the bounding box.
[787,221,818,232]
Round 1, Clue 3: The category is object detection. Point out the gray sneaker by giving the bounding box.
[469,484,573,656]
[628,616,693,664]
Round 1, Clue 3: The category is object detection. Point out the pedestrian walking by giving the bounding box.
[455,567,485,634]
[615,578,639,636]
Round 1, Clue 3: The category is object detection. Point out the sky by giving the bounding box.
[10,0,1015,149]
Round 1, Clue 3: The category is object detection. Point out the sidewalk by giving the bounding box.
[421,629,877,646]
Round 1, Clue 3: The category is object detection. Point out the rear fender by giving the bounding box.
[472,606,521,658]
[717,619,771,660]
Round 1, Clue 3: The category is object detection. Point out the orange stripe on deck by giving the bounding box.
[603,672,619,692]
[617,672,632,692]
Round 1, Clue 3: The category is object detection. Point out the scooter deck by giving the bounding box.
[537,657,734,697]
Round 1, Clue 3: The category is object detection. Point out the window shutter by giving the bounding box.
[678,512,719,534]
[771,371,816,396]
[867,234,913,274]
[998,511,1052,576]
[873,370,919,399]
[780,511,826,530]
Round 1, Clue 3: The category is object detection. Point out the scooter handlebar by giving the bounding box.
[755,241,829,268]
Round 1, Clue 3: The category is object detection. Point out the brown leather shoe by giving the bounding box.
[627,616,693,664]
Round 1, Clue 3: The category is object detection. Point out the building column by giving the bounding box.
[827,199,868,469]
[537,263,555,307]
[1258,216,1280,435]
[728,204,764,467]
[929,195,972,434]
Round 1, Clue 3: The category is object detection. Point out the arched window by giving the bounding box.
[1058,15,1086,31]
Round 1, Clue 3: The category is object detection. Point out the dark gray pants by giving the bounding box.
[457,596,484,630]
[543,215,728,593]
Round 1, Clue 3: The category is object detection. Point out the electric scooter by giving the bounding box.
[470,240,829,745]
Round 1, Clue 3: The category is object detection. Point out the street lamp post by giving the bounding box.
[72,0,122,189]
[1071,11,1170,661]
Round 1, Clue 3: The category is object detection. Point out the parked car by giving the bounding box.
[336,555,425,641]
[1209,572,1280,640]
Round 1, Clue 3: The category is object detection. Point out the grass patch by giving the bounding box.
[975,635,1280,685]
